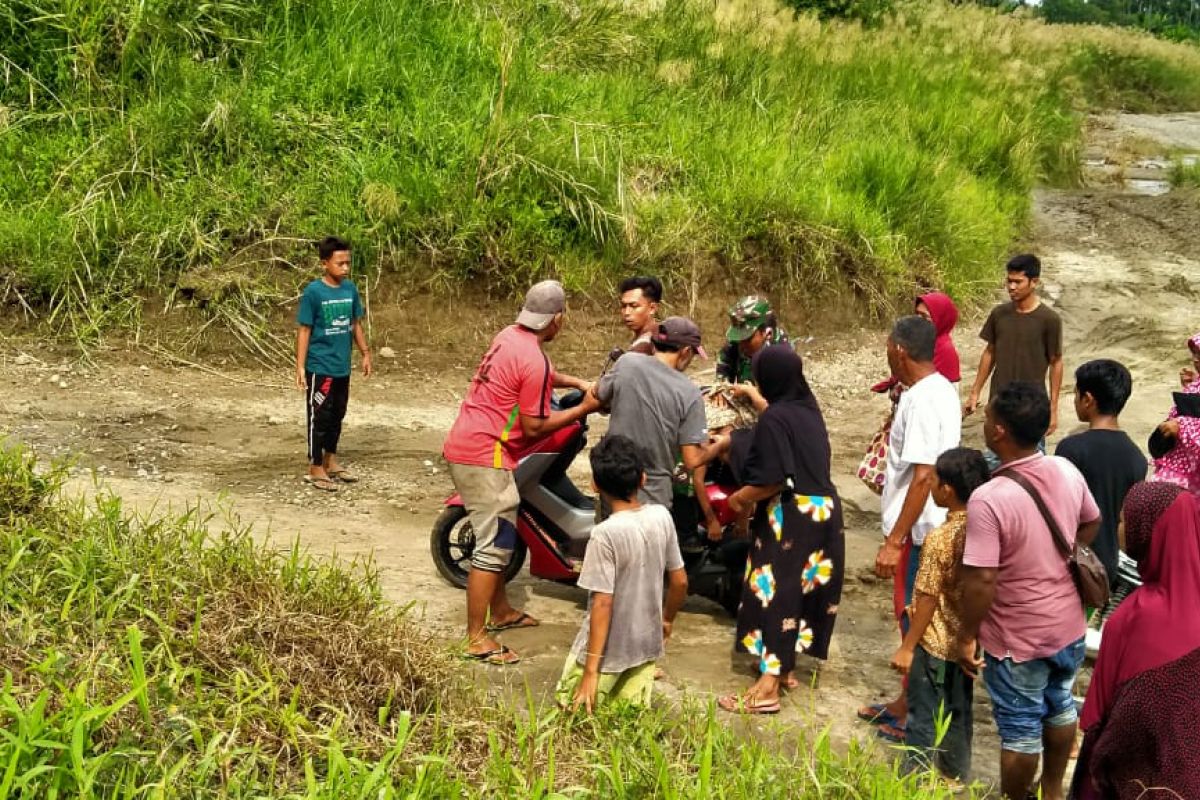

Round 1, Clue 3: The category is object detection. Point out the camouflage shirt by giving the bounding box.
[715,328,790,385]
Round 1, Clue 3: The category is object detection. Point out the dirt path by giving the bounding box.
[3,113,1199,790]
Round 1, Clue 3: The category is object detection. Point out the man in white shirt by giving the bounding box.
[857,315,962,742]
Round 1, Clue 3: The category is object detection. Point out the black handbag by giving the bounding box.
[1000,471,1110,609]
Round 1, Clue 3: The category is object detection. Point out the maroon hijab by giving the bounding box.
[1075,484,1200,800]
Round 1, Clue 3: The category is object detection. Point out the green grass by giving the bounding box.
[0,444,983,797]
[1172,158,1200,188]
[3,0,1200,331]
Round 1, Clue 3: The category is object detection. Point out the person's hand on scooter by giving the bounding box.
[576,389,602,416]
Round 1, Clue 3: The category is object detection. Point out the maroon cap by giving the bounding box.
[652,316,708,359]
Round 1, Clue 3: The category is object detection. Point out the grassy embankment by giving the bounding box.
[4,0,1200,345]
[0,446,977,797]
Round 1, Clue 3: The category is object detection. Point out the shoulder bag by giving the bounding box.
[1000,469,1110,609]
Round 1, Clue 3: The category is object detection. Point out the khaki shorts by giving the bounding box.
[448,463,520,573]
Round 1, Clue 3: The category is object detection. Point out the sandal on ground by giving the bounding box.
[462,645,521,666]
[486,611,540,633]
[856,702,900,726]
[305,476,340,492]
[328,468,359,483]
[783,674,800,691]
[876,722,907,743]
[717,694,781,715]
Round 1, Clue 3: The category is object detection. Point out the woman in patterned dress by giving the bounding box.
[718,346,845,714]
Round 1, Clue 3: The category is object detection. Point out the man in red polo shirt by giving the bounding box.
[445,280,597,665]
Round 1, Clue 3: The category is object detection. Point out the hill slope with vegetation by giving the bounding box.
[3,0,1200,326]
[0,446,977,796]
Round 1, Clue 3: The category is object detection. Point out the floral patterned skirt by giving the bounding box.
[735,490,844,675]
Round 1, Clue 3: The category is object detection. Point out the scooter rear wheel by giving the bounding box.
[430,506,528,589]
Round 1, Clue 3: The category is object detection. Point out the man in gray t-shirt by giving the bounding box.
[594,317,711,507]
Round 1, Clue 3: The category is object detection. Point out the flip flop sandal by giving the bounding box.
[305,476,340,492]
[462,645,521,666]
[486,612,540,633]
[717,694,781,715]
[876,722,907,743]
[856,702,900,726]
[329,469,359,483]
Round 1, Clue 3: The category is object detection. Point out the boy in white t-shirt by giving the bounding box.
[556,434,689,712]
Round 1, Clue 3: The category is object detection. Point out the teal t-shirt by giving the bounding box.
[297,279,364,377]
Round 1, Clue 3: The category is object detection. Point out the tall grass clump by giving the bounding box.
[1172,159,1200,188]
[3,0,1200,328]
[0,445,983,797]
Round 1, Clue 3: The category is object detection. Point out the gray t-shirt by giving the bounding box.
[570,505,685,673]
[596,353,707,506]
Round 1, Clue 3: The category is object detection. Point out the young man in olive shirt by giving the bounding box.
[964,254,1063,458]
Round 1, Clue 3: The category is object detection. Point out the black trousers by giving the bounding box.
[305,373,349,466]
[905,644,973,781]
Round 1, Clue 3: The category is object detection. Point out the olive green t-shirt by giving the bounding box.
[979,301,1062,399]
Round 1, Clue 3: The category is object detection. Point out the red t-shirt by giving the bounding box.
[443,325,554,470]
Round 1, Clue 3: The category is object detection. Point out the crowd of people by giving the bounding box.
[294,237,1199,799]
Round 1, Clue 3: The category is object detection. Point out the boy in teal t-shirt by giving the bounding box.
[295,236,372,491]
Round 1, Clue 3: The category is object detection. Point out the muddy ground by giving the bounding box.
[3,113,1199,791]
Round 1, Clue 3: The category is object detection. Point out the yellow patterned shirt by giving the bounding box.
[912,510,968,662]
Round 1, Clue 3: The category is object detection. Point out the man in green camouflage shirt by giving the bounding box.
[716,295,790,385]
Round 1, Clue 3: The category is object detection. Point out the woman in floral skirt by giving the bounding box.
[719,346,845,714]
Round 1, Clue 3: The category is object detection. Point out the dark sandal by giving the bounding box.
[486,611,540,633]
[876,722,907,743]
[856,702,900,726]
[462,645,521,665]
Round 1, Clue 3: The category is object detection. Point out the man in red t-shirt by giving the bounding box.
[444,280,597,665]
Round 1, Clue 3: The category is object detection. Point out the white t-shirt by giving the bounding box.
[881,372,961,546]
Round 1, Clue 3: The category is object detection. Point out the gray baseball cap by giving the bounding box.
[652,316,708,359]
[516,280,566,331]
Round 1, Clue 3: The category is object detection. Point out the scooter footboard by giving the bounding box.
[518,510,579,583]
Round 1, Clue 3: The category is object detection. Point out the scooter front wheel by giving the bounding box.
[430,506,527,589]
